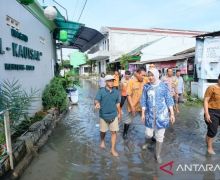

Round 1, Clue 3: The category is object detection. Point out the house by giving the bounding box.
[87,26,206,74]
[192,31,220,99]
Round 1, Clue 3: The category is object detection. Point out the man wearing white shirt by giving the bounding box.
[176,70,184,113]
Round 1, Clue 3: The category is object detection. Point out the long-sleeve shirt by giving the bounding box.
[98,77,106,88]
[141,82,174,129]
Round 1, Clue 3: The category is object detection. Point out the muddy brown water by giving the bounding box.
[19,80,220,180]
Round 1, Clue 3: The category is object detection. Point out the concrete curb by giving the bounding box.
[0,108,68,179]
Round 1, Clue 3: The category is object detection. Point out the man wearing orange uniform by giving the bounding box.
[123,67,147,139]
[113,70,120,89]
[120,71,131,108]
[204,73,220,155]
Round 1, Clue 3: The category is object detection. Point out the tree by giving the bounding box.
[120,54,131,70]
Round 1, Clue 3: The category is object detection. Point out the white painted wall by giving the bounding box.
[0,0,56,114]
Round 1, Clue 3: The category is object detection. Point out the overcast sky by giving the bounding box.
[42,0,220,32]
[41,0,220,57]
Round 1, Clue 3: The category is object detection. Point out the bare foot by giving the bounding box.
[111,150,119,157]
[208,148,216,155]
[100,142,106,149]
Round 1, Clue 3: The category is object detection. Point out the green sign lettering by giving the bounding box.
[4,63,35,71]
[12,43,42,61]
[11,29,28,42]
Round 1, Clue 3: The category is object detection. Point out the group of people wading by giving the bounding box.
[95,67,220,164]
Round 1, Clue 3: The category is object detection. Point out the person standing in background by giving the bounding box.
[98,72,106,88]
[120,70,131,108]
[113,70,120,89]
[162,68,178,112]
[176,70,184,113]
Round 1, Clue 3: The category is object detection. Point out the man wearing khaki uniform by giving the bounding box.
[95,75,122,157]
[123,68,147,139]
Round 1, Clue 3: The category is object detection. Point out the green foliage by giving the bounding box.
[120,54,131,70]
[61,60,72,69]
[0,79,39,124]
[13,111,47,138]
[106,64,114,73]
[0,131,5,145]
[42,77,68,112]
[184,93,203,106]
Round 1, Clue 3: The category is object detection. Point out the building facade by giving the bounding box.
[87,27,205,74]
[192,31,220,99]
[0,0,56,114]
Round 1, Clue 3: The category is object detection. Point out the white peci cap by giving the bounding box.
[105,75,115,81]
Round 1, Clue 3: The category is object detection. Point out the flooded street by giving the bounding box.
[20,80,220,180]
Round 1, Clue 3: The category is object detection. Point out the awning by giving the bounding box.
[53,19,104,52]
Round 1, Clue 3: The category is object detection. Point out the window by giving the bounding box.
[6,15,19,30]
[84,67,90,73]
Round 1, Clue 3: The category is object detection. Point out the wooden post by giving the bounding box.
[4,110,14,170]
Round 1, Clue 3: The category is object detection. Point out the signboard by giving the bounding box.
[195,37,220,79]
[0,29,42,71]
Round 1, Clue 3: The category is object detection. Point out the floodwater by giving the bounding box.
[20,80,220,180]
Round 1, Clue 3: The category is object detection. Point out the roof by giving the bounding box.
[196,31,220,38]
[56,26,104,52]
[127,37,165,56]
[106,27,207,36]
[174,47,195,56]
[139,35,196,61]
[140,52,195,64]
[50,8,104,52]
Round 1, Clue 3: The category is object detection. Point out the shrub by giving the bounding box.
[0,131,5,145]
[12,111,47,138]
[0,79,39,125]
[42,77,67,112]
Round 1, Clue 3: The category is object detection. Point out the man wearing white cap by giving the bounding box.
[94,75,122,157]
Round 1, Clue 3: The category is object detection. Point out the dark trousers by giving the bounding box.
[205,109,220,138]
[120,96,127,108]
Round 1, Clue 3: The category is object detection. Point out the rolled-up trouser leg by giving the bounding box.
[142,128,154,150]
[155,128,165,142]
